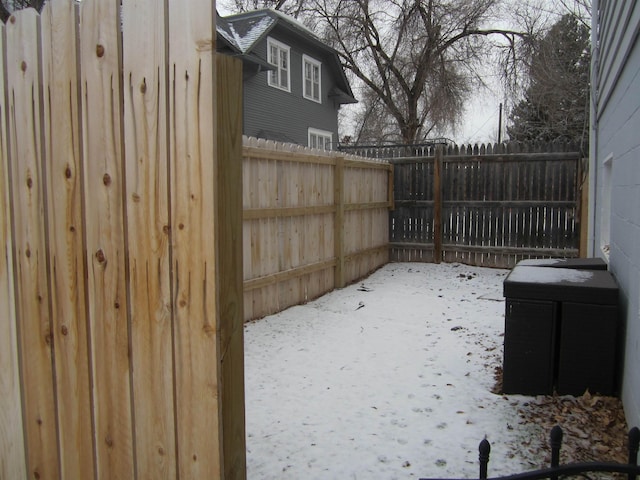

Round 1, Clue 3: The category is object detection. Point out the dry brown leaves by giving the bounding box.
[493,366,630,478]
[517,392,628,464]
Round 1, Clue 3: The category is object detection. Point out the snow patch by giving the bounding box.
[507,266,594,284]
[245,262,542,479]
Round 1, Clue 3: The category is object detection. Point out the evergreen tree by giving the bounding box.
[507,14,590,150]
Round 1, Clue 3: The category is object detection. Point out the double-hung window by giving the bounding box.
[267,37,290,91]
[308,128,332,150]
[303,55,321,103]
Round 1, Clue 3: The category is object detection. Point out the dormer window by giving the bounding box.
[303,55,321,103]
[267,37,290,92]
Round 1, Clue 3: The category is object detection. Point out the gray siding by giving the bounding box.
[242,28,341,148]
[591,0,640,427]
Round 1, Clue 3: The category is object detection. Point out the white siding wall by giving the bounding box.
[591,0,640,427]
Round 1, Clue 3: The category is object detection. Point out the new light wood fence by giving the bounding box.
[388,143,586,268]
[1,1,245,479]
[242,137,392,321]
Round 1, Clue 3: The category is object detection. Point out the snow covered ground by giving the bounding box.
[244,262,544,479]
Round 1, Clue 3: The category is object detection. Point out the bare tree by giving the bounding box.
[219,0,308,18]
[312,0,531,144]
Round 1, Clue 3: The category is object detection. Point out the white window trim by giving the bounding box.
[267,37,291,92]
[302,54,322,103]
[600,153,613,260]
[308,128,333,150]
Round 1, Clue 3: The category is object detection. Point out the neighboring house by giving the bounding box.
[216,9,357,149]
[589,0,640,427]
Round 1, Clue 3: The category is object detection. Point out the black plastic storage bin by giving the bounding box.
[503,299,557,395]
[502,263,619,396]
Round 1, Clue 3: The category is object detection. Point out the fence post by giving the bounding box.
[388,163,395,210]
[433,146,443,263]
[628,427,640,480]
[334,156,345,288]
[479,438,491,479]
[217,54,247,480]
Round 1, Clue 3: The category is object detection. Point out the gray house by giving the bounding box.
[216,9,357,149]
[589,0,640,428]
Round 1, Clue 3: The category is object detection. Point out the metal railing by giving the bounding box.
[420,426,640,480]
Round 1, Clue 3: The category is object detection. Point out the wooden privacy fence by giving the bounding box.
[242,137,393,321]
[1,2,245,479]
[388,143,586,268]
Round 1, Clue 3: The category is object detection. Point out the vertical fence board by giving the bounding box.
[433,148,442,263]
[5,9,59,479]
[334,156,345,287]
[121,1,175,477]
[168,1,222,476]
[79,0,135,476]
[41,2,94,478]
[0,20,28,480]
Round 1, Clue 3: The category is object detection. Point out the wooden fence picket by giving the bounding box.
[5,9,59,479]
[41,1,93,477]
[78,0,135,477]
[122,0,176,477]
[0,19,27,480]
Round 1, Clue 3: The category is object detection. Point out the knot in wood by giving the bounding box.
[95,249,106,264]
[96,44,105,58]
[103,173,111,186]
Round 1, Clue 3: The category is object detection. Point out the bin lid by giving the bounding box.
[503,265,618,304]
[516,258,608,270]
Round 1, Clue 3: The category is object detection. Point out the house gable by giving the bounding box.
[217,9,356,148]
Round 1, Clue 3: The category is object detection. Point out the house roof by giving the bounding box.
[217,9,357,104]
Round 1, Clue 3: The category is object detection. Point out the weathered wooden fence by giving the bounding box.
[242,137,392,321]
[1,1,245,479]
[385,143,586,268]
